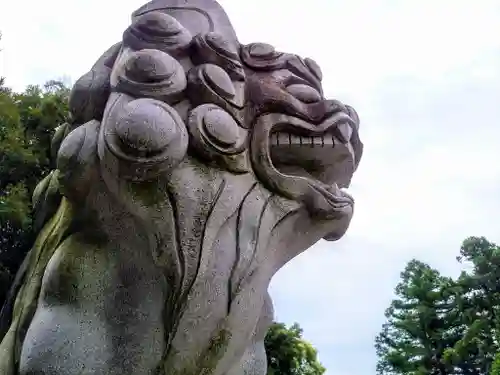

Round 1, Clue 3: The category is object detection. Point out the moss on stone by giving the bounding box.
[0,198,74,375]
[200,328,232,373]
[164,327,232,375]
[128,179,165,208]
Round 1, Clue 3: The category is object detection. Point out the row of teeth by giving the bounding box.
[270,133,339,147]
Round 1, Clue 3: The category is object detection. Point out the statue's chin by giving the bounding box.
[322,203,354,241]
[273,169,355,241]
[278,169,354,220]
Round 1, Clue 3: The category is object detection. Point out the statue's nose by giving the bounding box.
[322,99,348,117]
[303,99,349,124]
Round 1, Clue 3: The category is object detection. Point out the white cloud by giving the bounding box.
[2,1,500,374]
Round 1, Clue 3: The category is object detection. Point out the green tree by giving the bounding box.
[0,78,69,302]
[490,352,500,375]
[445,237,500,374]
[375,259,461,375]
[376,238,500,375]
[265,322,325,375]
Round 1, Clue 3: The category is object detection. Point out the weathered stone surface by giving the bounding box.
[0,1,364,374]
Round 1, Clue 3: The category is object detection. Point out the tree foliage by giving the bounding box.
[266,322,326,375]
[0,77,69,302]
[376,237,500,375]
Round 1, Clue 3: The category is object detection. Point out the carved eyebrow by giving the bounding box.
[285,55,323,94]
[284,70,323,96]
[285,75,317,88]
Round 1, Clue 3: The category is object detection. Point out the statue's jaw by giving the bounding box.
[251,111,360,223]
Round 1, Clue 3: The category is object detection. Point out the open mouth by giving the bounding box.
[250,111,359,219]
[270,125,355,184]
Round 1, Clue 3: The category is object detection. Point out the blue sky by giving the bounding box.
[2,0,500,374]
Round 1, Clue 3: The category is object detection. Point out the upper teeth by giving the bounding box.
[270,133,339,147]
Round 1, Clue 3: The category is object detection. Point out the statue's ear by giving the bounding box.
[32,170,62,234]
[57,119,100,203]
[69,43,120,125]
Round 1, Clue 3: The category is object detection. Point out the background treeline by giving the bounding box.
[0,78,69,299]
[376,237,500,375]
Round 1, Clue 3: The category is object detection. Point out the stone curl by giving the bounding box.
[101,96,189,181]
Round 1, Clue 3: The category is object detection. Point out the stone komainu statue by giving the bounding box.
[0,0,363,374]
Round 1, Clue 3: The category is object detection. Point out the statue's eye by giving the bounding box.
[286,84,322,103]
